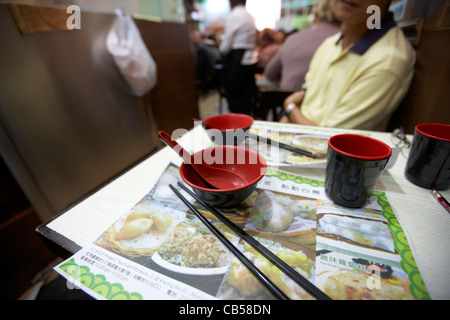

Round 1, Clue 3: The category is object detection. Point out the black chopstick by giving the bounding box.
[169,184,290,300]
[248,133,318,159]
[177,181,332,300]
[196,121,319,159]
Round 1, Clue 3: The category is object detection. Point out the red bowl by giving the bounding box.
[180,145,267,207]
[202,113,254,145]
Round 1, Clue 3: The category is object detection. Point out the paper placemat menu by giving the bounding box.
[54,164,430,300]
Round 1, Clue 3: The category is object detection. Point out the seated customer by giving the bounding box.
[280,0,416,131]
[264,0,341,91]
[256,28,281,73]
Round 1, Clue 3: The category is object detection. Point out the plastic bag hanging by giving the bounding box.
[106,8,157,96]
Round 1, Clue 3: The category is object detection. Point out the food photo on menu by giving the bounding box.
[314,200,414,300]
[94,164,239,296]
[218,189,318,300]
[244,126,331,166]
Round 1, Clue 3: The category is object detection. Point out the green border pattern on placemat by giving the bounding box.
[59,259,143,300]
[265,167,325,188]
[374,191,431,300]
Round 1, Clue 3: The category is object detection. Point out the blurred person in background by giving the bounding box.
[264,0,341,91]
[256,28,281,73]
[194,32,222,95]
[219,0,258,115]
[275,29,287,45]
[279,0,415,131]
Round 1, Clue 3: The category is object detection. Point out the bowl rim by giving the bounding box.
[202,113,254,132]
[180,145,267,192]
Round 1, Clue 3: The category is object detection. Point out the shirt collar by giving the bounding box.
[337,12,397,55]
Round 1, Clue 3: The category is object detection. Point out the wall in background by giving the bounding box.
[388,0,450,133]
[3,0,186,22]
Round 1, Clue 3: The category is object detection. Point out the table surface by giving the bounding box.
[39,121,450,300]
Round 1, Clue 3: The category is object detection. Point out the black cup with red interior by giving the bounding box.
[325,134,392,208]
[405,123,450,190]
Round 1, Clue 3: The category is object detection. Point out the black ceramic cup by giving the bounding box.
[405,123,450,190]
[325,134,392,208]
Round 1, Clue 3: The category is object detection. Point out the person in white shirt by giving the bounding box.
[219,0,258,115]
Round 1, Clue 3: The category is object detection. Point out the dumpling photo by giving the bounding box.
[249,191,293,232]
[318,214,395,253]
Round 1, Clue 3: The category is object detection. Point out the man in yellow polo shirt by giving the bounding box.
[280,0,415,131]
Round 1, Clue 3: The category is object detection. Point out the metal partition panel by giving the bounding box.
[0,5,160,221]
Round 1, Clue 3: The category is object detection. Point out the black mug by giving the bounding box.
[405,123,450,190]
[325,134,392,208]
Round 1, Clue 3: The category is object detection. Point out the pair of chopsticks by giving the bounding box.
[169,184,289,300]
[170,182,332,300]
[194,118,319,159]
[248,133,319,159]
